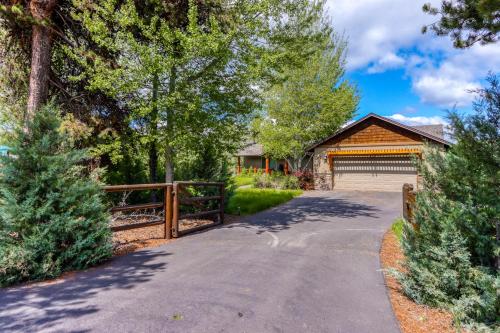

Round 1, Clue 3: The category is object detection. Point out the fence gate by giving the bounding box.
[172,182,225,237]
[104,182,224,239]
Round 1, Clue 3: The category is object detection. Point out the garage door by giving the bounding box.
[333,155,417,192]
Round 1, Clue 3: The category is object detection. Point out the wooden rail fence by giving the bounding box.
[104,181,224,239]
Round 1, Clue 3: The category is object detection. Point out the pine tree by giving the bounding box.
[0,104,112,286]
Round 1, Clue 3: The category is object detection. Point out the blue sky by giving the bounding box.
[327,0,500,126]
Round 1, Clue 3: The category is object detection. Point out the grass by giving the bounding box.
[392,218,405,241]
[226,188,302,215]
[232,175,255,187]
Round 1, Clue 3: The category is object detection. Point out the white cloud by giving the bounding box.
[326,0,440,70]
[326,0,500,108]
[367,52,405,73]
[388,113,448,126]
[412,75,480,107]
[409,44,500,106]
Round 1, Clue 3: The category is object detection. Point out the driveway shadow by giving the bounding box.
[0,249,170,333]
[225,194,381,234]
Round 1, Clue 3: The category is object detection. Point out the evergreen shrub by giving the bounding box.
[395,75,499,330]
[0,105,112,287]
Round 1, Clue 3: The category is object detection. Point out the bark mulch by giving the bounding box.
[112,215,242,256]
[380,230,459,333]
[113,223,171,256]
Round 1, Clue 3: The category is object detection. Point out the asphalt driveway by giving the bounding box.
[0,191,402,333]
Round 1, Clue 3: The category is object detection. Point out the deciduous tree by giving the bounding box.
[68,0,327,182]
[255,32,358,171]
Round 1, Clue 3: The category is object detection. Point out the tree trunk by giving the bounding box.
[27,0,57,119]
[149,74,159,200]
[165,65,177,183]
[149,141,159,199]
[165,145,174,183]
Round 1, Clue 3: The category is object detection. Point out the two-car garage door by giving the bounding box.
[333,155,417,192]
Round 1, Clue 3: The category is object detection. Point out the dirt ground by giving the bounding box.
[380,230,459,333]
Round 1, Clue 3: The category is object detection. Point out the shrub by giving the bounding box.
[0,105,112,287]
[396,194,498,327]
[254,173,300,190]
[254,173,273,188]
[293,170,314,190]
[282,175,300,189]
[395,75,500,330]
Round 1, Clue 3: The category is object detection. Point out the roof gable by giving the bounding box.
[308,113,450,151]
[236,142,263,156]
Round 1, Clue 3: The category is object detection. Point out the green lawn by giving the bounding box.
[226,188,302,215]
[232,175,255,187]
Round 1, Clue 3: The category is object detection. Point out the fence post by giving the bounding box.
[402,183,410,221]
[402,183,416,227]
[172,182,179,237]
[164,184,173,239]
[219,183,225,224]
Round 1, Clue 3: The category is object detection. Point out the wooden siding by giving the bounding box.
[320,118,422,147]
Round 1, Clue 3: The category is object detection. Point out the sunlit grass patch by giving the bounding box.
[232,175,255,187]
[226,188,302,215]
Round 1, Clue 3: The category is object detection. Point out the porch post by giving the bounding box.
[237,156,241,174]
[284,161,289,175]
[265,157,270,174]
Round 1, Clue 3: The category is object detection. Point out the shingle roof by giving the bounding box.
[411,125,444,139]
[236,142,263,156]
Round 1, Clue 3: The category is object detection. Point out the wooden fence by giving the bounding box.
[104,181,224,239]
[172,182,224,237]
[402,183,417,226]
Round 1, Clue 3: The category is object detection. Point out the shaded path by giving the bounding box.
[0,191,401,333]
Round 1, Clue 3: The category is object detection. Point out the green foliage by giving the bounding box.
[396,194,499,329]
[0,104,112,287]
[396,75,500,329]
[422,0,499,48]
[0,0,351,188]
[64,0,330,182]
[254,173,300,190]
[175,140,232,182]
[226,188,302,215]
[0,28,28,142]
[419,74,499,267]
[391,218,404,241]
[255,30,358,171]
